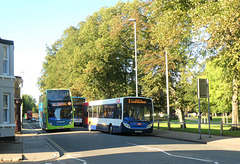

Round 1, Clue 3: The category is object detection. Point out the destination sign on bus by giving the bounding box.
[51,102,71,107]
[127,99,147,104]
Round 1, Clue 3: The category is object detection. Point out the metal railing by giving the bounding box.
[155,119,240,136]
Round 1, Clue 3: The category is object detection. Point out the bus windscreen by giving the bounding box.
[123,98,153,122]
[47,90,72,124]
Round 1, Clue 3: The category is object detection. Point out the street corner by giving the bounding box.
[0,140,23,163]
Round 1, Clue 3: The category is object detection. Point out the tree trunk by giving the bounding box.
[231,77,239,131]
[222,113,225,124]
[226,113,228,124]
[176,108,186,128]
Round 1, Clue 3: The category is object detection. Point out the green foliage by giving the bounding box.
[203,61,232,114]
[191,0,240,126]
[191,0,240,80]
[139,1,194,113]
[38,0,151,101]
[37,0,240,122]
[22,94,37,115]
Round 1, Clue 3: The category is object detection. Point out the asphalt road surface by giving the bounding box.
[29,121,239,164]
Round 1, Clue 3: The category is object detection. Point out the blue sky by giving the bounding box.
[0,0,128,102]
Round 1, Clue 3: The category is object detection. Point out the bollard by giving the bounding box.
[158,119,160,129]
[168,122,171,130]
[182,121,185,132]
[220,121,223,136]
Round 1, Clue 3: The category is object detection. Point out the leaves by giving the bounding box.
[38,0,240,120]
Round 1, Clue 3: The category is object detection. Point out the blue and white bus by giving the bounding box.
[87,97,154,134]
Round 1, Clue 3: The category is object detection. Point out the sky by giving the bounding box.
[0,0,128,103]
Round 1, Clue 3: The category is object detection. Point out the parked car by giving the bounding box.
[31,117,36,122]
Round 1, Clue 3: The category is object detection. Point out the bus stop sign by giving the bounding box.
[198,79,209,99]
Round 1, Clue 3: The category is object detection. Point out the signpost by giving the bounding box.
[197,79,211,139]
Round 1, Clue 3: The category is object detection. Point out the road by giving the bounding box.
[29,121,239,164]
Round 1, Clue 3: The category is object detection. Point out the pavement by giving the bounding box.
[0,122,59,163]
[0,123,240,163]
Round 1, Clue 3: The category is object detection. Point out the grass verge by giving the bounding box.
[154,117,240,137]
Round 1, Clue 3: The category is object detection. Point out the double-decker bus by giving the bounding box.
[39,89,74,131]
[87,97,154,134]
[26,110,32,120]
[72,97,86,125]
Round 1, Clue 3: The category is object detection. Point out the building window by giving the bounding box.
[3,45,9,75]
[3,94,10,123]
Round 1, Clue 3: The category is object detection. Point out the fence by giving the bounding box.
[155,119,240,136]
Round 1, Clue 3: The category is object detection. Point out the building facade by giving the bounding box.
[0,38,15,140]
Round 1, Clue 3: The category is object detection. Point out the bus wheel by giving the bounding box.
[109,125,113,135]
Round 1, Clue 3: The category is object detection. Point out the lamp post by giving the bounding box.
[129,18,138,97]
[165,50,170,130]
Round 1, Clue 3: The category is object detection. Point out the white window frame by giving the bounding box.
[3,45,9,76]
[3,93,10,124]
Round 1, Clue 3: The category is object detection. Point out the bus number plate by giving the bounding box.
[135,130,142,133]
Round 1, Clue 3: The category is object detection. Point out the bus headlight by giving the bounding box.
[68,121,72,125]
[146,123,152,129]
[123,122,131,129]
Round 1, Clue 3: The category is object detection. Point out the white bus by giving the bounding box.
[87,97,154,134]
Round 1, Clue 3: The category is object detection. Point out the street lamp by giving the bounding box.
[129,18,138,97]
[165,50,170,130]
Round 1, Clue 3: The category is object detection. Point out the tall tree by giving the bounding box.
[191,0,240,130]
[38,1,150,101]
[140,0,194,125]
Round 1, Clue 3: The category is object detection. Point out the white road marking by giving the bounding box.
[67,154,87,164]
[127,142,219,164]
[46,137,87,164]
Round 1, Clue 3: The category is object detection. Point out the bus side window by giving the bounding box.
[93,106,98,118]
[104,105,108,118]
[99,105,103,118]
[108,105,114,118]
[88,106,93,118]
[114,103,122,119]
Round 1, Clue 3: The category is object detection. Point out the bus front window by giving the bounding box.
[48,107,72,120]
[123,104,153,122]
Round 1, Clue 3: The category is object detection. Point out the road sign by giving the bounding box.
[197,79,211,139]
[198,79,209,98]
